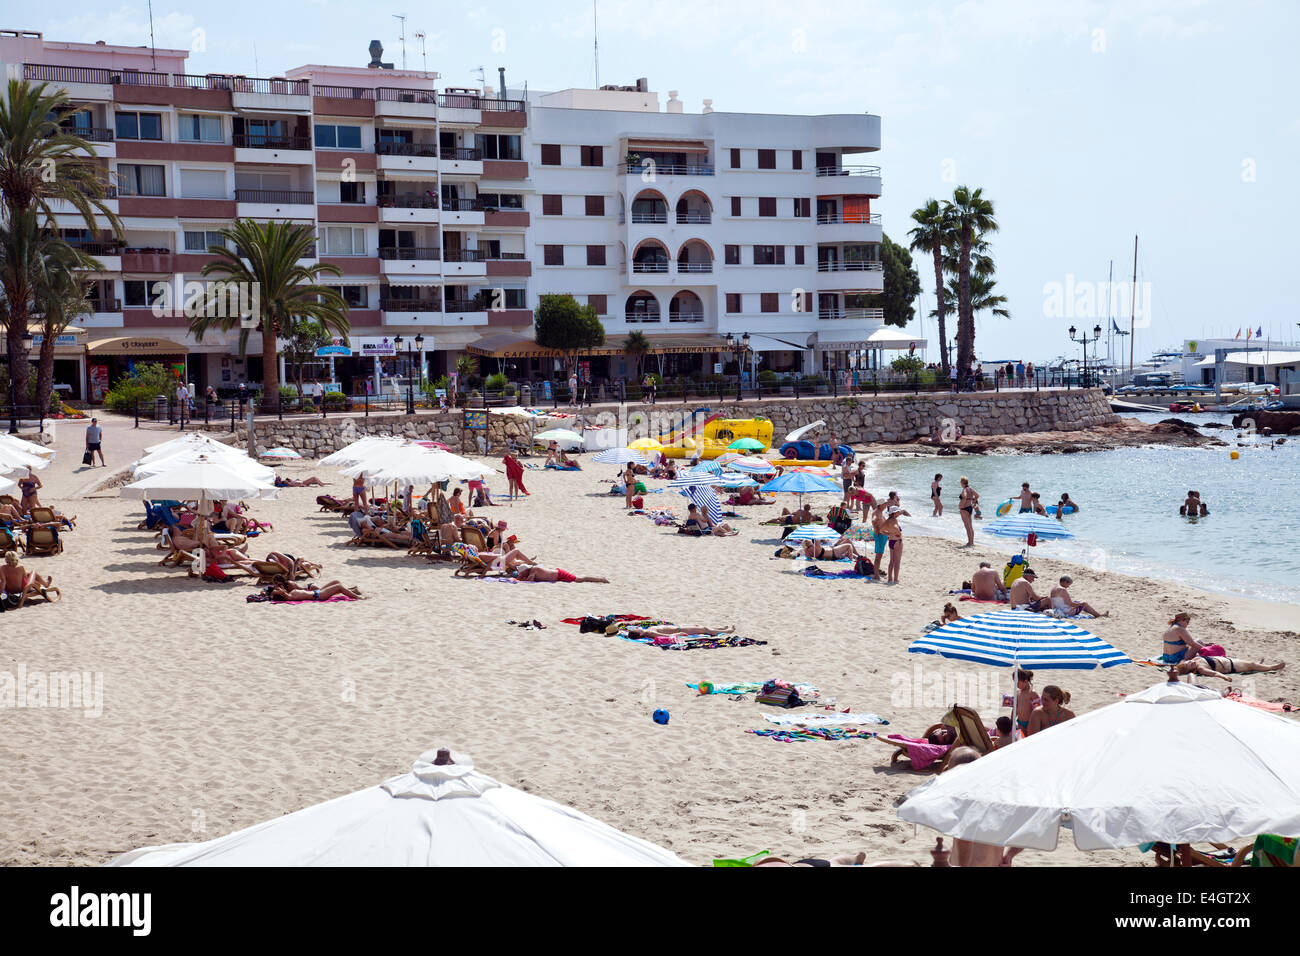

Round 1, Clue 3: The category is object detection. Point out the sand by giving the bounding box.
[1,415,1295,866]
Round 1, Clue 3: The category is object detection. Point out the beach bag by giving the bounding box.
[631,496,644,509]
[1002,555,1026,587]
[830,513,852,534]
[82,450,94,465]
[757,681,804,708]
[1199,644,1227,658]
[201,563,229,583]
[854,555,874,577]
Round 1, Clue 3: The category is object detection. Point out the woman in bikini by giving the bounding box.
[2,550,55,608]
[930,473,943,517]
[351,477,367,511]
[1025,685,1074,736]
[1015,669,1035,736]
[269,579,364,602]
[1175,656,1285,681]
[1161,612,1204,665]
[958,477,978,547]
[18,469,42,512]
[514,565,608,583]
[264,551,321,578]
[800,539,856,561]
[882,504,908,584]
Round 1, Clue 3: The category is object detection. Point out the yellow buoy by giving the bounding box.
[1230,451,1239,460]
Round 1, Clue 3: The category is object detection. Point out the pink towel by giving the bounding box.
[886,734,951,770]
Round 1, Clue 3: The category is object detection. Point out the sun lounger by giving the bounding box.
[29,506,74,530]
[24,526,62,556]
[316,494,350,513]
[0,526,24,554]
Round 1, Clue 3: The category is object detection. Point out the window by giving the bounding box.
[543,244,564,266]
[314,124,362,149]
[183,230,227,252]
[540,143,561,165]
[724,244,740,265]
[757,149,776,169]
[477,192,524,209]
[475,133,522,160]
[793,197,810,218]
[542,194,563,215]
[730,196,742,217]
[584,195,605,217]
[758,197,776,217]
[123,280,149,307]
[115,111,162,141]
[327,285,368,308]
[117,164,165,196]
[178,113,222,143]
[754,245,784,265]
[179,168,227,199]
[588,294,607,314]
[340,180,365,204]
[729,148,740,169]
[792,150,803,170]
[580,145,604,167]
[726,293,742,313]
[586,244,606,266]
[794,246,805,265]
[761,292,779,313]
[321,227,366,256]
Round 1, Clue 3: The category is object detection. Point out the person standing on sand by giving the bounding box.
[84,417,105,467]
[882,503,909,583]
[841,455,854,501]
[958,477,978,546]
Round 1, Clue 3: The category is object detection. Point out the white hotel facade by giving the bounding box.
[1,29,888,399]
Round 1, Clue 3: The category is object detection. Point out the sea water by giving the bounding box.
[867,412,1300,606]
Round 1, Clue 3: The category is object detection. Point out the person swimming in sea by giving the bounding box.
[1179,490,1208,517]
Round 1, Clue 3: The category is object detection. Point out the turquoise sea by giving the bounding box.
[866,412,1300,606]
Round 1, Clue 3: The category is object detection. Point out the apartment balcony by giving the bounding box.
[230,77,311,113]
[316,201,378,223]
[676,262,713,274]
[444,297,490,326]
[632,261,669,274]
[480,159,528,180]
[623,162,714,176]
[88,297,123,313]
[442,198,485,227]
[121,249,175,273]
[23,63,114,103]
[377,194,441,224]
[374,87,445,122]
[485,255,531,277]
[375,141,440,173]
[435,89,483,126]
[235,188,315,220]
[815,213,883,244]
[48,188,118,219]
[676,211,712,225]
[380,297,443,314]
[312,85,377,118]
[64,127,116,157]
[817,308,885,322]
[483,208,529,228]
[668,311,706,324]
[440,148,484,178]
[816,260,884,272]
[232,133,313,165]
[442,248,488,278]
[378,247,442,277]
[815,164,882,195]
[118,195,238,219]
[479,97,527,130]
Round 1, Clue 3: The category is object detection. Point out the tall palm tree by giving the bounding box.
[191,219,347,399]
[0,78,119,403]
[32,230,98,412]
[623,329,650,381]
[930,271,1010,323]
[908,199,954,375]
[946,186,998,381]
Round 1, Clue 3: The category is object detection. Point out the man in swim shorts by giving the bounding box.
[1017,482,1034,513]
[1008,569,1051,611]
[515,565,608,583]
[971,562,1006,601]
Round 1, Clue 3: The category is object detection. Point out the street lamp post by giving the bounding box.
[1069,324,1103,388]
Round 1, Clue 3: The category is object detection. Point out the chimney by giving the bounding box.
[636,77,648,92]
[498,66,506,101]
[666,90,682,114]
[702,98,713,114]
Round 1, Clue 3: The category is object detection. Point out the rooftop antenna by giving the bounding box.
[393,14,407,69]
[472,65,485,94]
[593,0,600,87]
[252,40,259,76]
[414,31,427,76]
[147,0,156,69]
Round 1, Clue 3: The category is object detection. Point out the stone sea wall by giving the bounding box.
[196,389,1118,457]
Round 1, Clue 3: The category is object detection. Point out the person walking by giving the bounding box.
[568,370,579,407]
[84,417,105,467]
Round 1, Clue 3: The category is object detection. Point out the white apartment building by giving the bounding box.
[2,28,889,399]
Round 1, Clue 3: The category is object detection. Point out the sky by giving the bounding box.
[11,0,1299,364]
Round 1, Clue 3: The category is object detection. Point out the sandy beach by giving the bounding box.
[1,415,1295,867]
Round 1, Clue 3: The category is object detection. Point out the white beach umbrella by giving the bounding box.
[0,433,55,460]
[133,449,276,483]
[143,433,234,456]
[369,449,496,486]
[897,681,1300,851]
[108,749,690,867]
[136,437,249,468]
[0,474,15,495]
[318,436,404,468]
[0,443,51,473]
[121,456,278,504]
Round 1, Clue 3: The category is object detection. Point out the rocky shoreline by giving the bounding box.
[860,416,1225,456]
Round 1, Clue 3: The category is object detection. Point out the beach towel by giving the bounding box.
[959,595,1009,604]
[561,613,652,627]
[247,594,355,604]
[687,681,816,697]
[746,728,878,743]
[802,565,871,579]
[1224,690,1294,713]
[619,633,768,650]
[883,734,951,770]
[762,712,888,727]
[502,454,529,494]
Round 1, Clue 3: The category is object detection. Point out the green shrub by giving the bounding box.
[757,369,778,385]
[102,362,174,413]
[891,355,926,373]
[323,390,349,410]
[485,372,508,391]
[278,385,298,405]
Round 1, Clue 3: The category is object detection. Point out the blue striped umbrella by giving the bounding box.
[983,513,1075,540]
[678,485,723,522]
[689,460,724,475]
[715,474,759,489]
[785,524,842,542]
[667,474,719,489]
[592,448,649,465]
[909,610,1129,670]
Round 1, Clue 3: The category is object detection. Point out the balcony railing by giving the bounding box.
[630,212,667,224]
[443,248,487,262]
[478,96,527,112]
[378,247,441,260]
[816,260,884,272]
[817,212,882,225]
[68,242,123,256]
[442,198,485,212]
[28,66,311,95]
[88,298,122,312]
[676,212,711,224]
[676,262,713,274]
[25,63,112,85]
[377,194,440,208]
[625,314,662,323]
[232,133,311,150]
[235,188,313,204]
[624,162,714,176]
[64,127,114,143]
[376,88,438,104]
[669,312,705,323]
[380,297,442,312]
[444,298,486,312]
[815,165,882,177]
[485,252,527,260]
[314,85,377,100]
[632,261,669,273]
[818,308,885,321]
[442,147,482,161]
[375,141,439,157]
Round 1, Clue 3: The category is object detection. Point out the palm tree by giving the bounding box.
[624,330,650,382]
[190,220,347,399]
[33,234,98,413]
[946,186,998,381]
[930,271,1010,323]
[0,78,119,404]
[908,199,954,375]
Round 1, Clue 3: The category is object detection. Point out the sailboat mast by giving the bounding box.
[1106,259,1114,365]
[1128,235,1138,371]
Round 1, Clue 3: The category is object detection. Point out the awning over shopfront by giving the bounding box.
[87,336,190,356]
[466,332,731,359]
[384,279,444,288]
[812,327,928,351]
[744,333,807,353]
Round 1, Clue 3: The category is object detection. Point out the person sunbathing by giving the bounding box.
[1175,656,1285,681]
[613,623,736,638]
[1049,575,1106,617]
[971,562,1007,601]
[1008,569,1051,611]
[800,539,856,561]
[269,579,364,602]
[470,547,538,572]
[777,504,818,526]
[448,487,470,517]
[943,747,1023,866]
[514,565,608,583]
[2,550,54,608]
[940,602,961,624]
[274,475,325,487]
[264,551,321,577]
[0,501,25,525]
[198,530,257,573]
[684,504,737,536]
